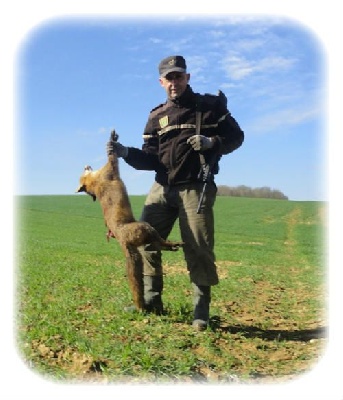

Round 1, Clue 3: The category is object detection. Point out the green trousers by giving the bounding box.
[138,181,219,287]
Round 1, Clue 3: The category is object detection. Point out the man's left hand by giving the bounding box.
[187,135,214,152]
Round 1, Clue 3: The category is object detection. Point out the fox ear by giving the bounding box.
[76,184,86,193]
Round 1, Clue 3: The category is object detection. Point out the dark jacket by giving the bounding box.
[125,85,244,186]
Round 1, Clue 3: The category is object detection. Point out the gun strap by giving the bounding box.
[195,94,206,168]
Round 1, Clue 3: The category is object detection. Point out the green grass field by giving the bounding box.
[15,194,327,383]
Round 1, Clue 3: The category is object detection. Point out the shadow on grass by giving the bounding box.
[210,316,327,342]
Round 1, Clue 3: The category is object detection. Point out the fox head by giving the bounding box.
[76,165,98,201]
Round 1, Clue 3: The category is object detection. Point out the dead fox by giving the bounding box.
[76,131,183,311]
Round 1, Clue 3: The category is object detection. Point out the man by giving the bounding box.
[107,55,244,330]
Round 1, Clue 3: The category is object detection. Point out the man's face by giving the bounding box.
[159,72,190,99]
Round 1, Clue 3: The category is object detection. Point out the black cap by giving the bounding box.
[158,55,187,77]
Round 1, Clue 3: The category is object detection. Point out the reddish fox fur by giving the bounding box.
[76,132,183,311]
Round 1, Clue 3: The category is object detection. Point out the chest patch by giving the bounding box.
[159,115,169,129]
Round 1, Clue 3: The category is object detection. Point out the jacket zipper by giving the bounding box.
[168,103,180,185]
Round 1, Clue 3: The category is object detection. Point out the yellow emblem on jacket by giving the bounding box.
[159,116,169,129]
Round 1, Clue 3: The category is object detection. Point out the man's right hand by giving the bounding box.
[106,140,129,158]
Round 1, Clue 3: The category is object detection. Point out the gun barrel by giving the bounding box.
[196,181,208,214]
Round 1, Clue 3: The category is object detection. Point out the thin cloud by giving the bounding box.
[247,105,320,134]
[221,54,297,81]
[186,55,208,75]
[234,38,266,52]
[208,30,226,39]
[149,37,163,44]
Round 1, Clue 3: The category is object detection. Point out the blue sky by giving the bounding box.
[16,16,326,201]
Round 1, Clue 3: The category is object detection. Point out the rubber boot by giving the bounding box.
[192,283,211,331]
[143,275,164,315]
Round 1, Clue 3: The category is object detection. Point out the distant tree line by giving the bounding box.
[217,185,289,200]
